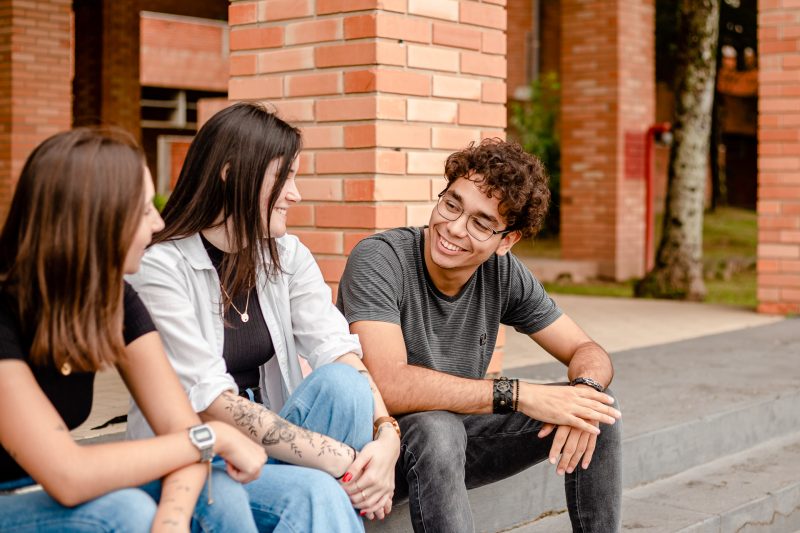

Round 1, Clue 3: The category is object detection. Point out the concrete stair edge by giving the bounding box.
[367,390,800,532]
[518,431,800,532]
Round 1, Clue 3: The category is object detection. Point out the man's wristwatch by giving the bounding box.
[188,424,216,462]
[373,416,401,439]
[569,377,605,393]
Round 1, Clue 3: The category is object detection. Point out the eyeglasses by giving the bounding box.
[436,192,511,242]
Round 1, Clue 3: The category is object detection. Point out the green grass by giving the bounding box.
[520,207,758,308]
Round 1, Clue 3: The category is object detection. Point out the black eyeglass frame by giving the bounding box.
[435,192,515,242]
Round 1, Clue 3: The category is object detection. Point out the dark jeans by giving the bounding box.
[393,393,622,533]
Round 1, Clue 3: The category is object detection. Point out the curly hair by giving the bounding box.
[443,138,550,239]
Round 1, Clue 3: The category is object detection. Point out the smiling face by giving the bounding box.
[123,167,164,274]
[260,155,301,238]
[424,176,520,293]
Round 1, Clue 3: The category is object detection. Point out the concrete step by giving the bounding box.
[517,431,800,532]
[366,319,800,532]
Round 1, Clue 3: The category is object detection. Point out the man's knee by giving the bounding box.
[593,388,622,462]
[400,411,467,469]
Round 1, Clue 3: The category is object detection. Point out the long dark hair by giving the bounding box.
[0,128,145,371]
[155,102,302,302]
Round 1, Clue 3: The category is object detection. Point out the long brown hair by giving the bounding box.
[0,128,145,372]
[155,102,302,303]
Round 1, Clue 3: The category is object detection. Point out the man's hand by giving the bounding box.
[538,421,598,475]
[517,382,620,435]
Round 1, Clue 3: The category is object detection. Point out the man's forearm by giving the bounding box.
[202,392,354,477]
[566,341,614,388]
[373,362,494,415]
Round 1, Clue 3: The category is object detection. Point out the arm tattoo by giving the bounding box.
[222,392,353,461]
[261,416,302,457]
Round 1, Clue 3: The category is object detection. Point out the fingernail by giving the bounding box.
[342,472,352,483]
[360,511,367,516]
[549,456,556,464]
[567,467,574,474]
[557,469,564,476]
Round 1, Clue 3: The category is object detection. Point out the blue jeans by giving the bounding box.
[0,464,256,532]
[394,390,623,533]
[244,363,373,532]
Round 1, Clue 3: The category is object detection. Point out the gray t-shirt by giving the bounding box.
[336,227,562,379]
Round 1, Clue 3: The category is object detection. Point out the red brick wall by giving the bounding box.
[506,0,533,96]
[506,0,559,99]
[228,0,507,283]
[228,0,509,369]
[560,0,654,280]
[0,0,72,223]
[141,13,229,91]
[73,0,140,139]
[757,1,800,314]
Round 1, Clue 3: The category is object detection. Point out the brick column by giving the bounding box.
[559,1,654,280]
[0,0,72,223]
[757,2,800,315]
[73,0,141,140]
[228,0,508,369]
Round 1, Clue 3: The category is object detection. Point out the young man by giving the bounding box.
[337,139,622,533]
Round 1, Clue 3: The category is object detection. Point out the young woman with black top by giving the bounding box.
[0,128,266,532]
[126,102,401,531]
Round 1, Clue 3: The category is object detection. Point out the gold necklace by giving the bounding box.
[220,285,250,323]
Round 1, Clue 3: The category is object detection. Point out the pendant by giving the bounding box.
[241,313,249,323]
[60,361,72,376]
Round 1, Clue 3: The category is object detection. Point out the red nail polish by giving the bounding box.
[360,511,367,516]
[342,472,352,483]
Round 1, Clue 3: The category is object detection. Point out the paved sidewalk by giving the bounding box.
[502,294,782,370]
[72,294,784,440]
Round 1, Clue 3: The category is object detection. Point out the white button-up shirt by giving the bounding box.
[125,232,362,439]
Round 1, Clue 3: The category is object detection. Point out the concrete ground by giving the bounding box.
[502,294,782,370]
[73,294,783,440]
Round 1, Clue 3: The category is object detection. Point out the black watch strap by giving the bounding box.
[570,377,605,392]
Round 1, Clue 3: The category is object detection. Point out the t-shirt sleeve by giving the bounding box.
[501,254,562,335]
[0,296,25,361]
[337,238,404,325]
[123,282,157,346]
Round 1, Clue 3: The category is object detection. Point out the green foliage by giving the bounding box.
[509,72,561,237]
[153,193,169,213]
[529,207,757,308]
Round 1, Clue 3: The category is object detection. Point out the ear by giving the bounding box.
[495,230,521,256]
[220,162,230,182]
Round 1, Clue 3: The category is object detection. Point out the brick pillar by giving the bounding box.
[228,0,508,369]
[560,1,654,280]
[0,0,72,223]
[73,0,141,140]
[756,2,800,315]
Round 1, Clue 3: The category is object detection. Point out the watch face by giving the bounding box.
[193,427,213,443]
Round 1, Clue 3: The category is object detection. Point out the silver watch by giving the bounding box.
[188,424,216,462]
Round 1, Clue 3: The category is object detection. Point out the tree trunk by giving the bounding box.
[636,0,718,301]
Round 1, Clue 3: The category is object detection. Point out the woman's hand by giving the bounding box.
[341,429,400,520]
[210,422,266,483]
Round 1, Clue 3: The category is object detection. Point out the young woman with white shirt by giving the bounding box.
[0,128,266,532]
[127,103,400,531]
